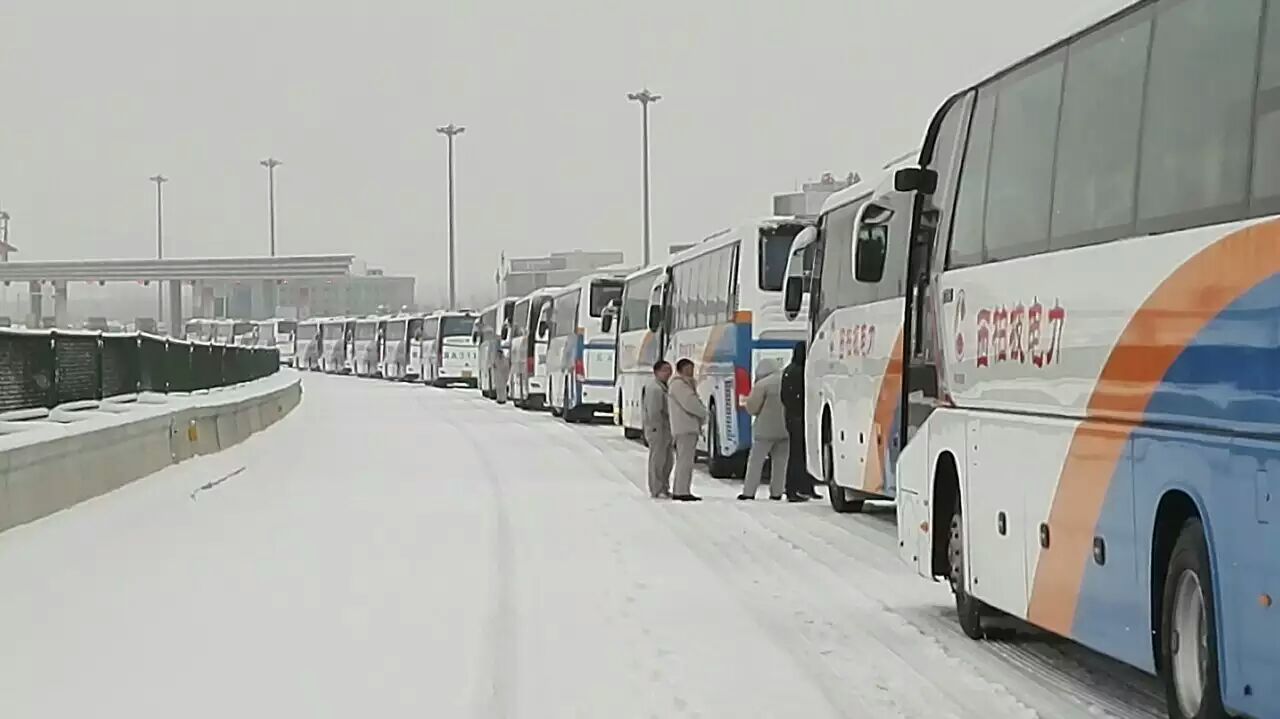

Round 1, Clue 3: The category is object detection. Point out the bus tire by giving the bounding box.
[624,427,643,440]
[947,494,985,639]
[562,387,579,423]
[706,406,735,479]
[824,440,863,514]
[1160,518,1226,719]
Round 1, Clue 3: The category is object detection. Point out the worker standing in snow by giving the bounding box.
[643,360,674,498]
[667,358,707,502]
[739,357,789,500]
[781,341,821,502]
[493,347,511,404]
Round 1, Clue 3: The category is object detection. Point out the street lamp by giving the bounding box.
[149,174,168,322]
[435,124,465,311]
[260,158,282,256]
[627,88,661,267]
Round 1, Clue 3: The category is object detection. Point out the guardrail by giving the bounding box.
[0,329,279,413]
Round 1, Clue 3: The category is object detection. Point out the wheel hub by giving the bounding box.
[1171,569,1208,717]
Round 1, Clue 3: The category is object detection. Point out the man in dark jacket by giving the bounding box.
[780,341,821,502]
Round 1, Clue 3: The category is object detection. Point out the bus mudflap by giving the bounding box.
[895,426,933,579]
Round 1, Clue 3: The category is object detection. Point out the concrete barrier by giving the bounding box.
[0,373,302,534]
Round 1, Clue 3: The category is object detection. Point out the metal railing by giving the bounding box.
[0,329,280,413]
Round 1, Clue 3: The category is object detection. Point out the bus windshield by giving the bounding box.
[297,324,318,340]
[233,322,254,335]
[278,321,297,335]
[323,324,344,339]
[386,322,406,340]
[441,316,474,337]
[758,224,806,291]
[356,323,376,340]
[589,281,623,317]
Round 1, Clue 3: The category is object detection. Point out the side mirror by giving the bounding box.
[792,225,817,250]
[601,312,614,334]
[894,166,937,194]
[647,304,662,333]
[783,276,804,318]
[854,223,888,283]
[537,320,549,336]
[500,324,510,341]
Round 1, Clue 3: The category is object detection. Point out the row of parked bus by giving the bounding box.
[291,311,480,386]
[463,1,1280,714]
[183,318,298,365]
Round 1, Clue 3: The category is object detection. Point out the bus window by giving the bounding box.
[386,322,406,341]
[589,281,622,317]
[441,315,474,337]
[758,224,806,290]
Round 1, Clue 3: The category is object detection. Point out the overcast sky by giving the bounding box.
[1,0,1129,305]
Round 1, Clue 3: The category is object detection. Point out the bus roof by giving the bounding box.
[623,263,665,283]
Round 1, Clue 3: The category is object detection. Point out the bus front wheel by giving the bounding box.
[824,440,863,514]
[948,495,985,640]
[1160,518,1226,719]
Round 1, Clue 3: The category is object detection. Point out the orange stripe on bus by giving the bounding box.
[1027,217,1280,635]
[864,329,905,495]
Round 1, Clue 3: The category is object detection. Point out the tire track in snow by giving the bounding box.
[568,422,1158,718]
[427,394,518,719]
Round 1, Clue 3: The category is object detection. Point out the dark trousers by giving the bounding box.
[785,419,816,496]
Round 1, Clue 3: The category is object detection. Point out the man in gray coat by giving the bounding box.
[739,357,789,500]
[668,358,708,502]
[493,347,511,404]
[643,361,674,498]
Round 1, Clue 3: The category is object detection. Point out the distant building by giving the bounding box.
[499,249,626,298]
[771,172,860,217]
[198,266,415,319]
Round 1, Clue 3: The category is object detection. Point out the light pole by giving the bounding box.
[435,124,465,311]
[149,174,168,321]
[627,88,660,266]
[260,158,282,256]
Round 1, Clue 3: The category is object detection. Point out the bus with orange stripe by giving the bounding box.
[783,163,912,515]
[646,217,812,477]
[609,264,665,439]
[890,2,1280,716]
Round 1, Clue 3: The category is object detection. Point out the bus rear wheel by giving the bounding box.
[1160,518,1227,719]
[948,495,985,639]
[824,441,863,514]
[706,406,736,479]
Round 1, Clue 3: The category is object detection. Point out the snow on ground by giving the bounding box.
[0,372,1163,718]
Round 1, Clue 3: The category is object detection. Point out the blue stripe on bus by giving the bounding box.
[583,343,614,350]
[581,378,614,387]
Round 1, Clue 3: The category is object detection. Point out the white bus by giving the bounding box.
[352,317,383,377]
[782,163,911,514]
[295,319,322,370]
[320,318,347,373]
[183,318,215,342]
[476,297,517,399]
[341,319,356,374]
[257,318,297,366]
[508,288,557,409]
[384,315,426,381]
[886,3,1280,717]
[422,311,478,387]
[611,265,664,439]
[546,272,626,422]
[646,217,813,477]
[212,320,235,345]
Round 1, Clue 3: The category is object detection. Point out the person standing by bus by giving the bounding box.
[739,357,789,500]
[643,361,674,498]
[667,358,706,502]
[493,347,511,404]
[781,342,821,502]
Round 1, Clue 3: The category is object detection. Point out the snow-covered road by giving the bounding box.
[0,372,1164,718]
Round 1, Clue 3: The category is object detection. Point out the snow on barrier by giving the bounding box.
[0,372,302,534]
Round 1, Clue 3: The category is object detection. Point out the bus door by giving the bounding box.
[896,93,972,449]
[408,317,425,377]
